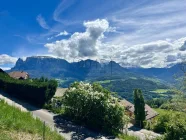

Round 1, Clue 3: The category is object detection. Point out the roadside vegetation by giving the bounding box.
[0,71,57,106]
[118,134,138,140]
[0,100,64,140]
[62,82,129,134]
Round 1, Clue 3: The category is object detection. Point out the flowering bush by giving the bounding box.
[62,82,129,134]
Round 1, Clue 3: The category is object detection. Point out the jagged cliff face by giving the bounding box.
[10,56,181,82]
[13,57,69,71]
[10,56,130,79]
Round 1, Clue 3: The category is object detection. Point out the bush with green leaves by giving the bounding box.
[62,82,129,134]
[152,111,186,140]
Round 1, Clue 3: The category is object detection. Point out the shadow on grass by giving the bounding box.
[53,115,117,140]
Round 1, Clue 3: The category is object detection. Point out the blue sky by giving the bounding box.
[0,0,186,69]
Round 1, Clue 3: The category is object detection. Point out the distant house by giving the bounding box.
[9,71,29,80]
[120,99,158,122]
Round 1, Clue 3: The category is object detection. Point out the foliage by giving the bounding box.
[62,82,129,134]
[160,95,186,113]
[146,98,169,108]
[44,97,64,114]
[0,73,57,106]
[134,89,145,128]
[0,100,64,140]
[149,109,186,140]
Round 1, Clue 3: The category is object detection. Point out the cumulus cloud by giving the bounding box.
[117,37,186,68]
[36,14,50,29]
[0,54,17,65]
[44,18,186,68]
[45,19,109,60]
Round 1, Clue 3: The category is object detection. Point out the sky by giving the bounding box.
[0,0,186,69]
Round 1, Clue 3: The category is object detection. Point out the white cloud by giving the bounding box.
[53,0,78,25]
[56,31,69,37]
[0,54,18,65]
[0,67,11,70]
[116,37,186,68]
[44,18,186,68]
[45,19,109,60]
[180,41,186,51]
[109,0,186,46]
[36,14,50,29]
[47,31,69,40]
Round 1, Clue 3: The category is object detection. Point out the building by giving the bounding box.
[120,99,158,122]
[9,71,29,80]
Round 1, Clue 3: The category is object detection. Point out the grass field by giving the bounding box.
[150,89,169,94]
[0,100,64,140]
[154,108,186,117]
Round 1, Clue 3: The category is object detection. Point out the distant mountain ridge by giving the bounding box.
[9,56,183,83]
[10,56,133,80]
[128,64,183,82]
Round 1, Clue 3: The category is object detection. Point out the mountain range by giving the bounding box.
[6,56,185,101]
[9,56,183,83]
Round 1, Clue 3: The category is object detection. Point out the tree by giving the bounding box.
[134,89,146,128]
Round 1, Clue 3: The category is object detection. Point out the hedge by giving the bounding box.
[0,73,57,106]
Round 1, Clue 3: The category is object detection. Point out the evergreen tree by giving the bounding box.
[134,89,146,128]
[134,89,140,122]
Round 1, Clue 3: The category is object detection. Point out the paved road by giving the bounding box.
[0,91,161,140]
[126,124,161,140]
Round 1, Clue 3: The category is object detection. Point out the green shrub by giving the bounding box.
[164,113,186,140]
[152,113,170,133]
[62,82,129,134]
[151,110,186,140]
